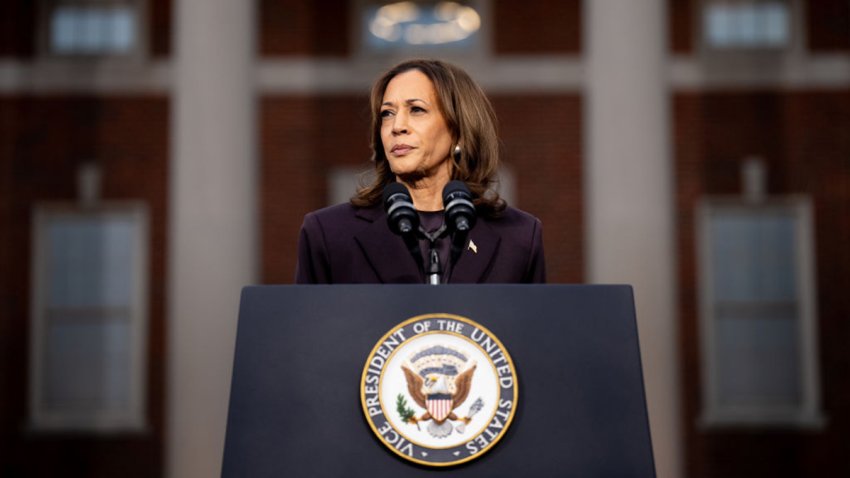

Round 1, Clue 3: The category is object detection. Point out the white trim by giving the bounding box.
[2,55,850,94]
[28,201,150,433]
[0,59,171,94]
[670,54,850,90]
[696,196,825,429]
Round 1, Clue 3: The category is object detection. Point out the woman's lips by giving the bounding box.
[391,144,414,155]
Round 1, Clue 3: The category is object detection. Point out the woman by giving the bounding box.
[295,59,545,284]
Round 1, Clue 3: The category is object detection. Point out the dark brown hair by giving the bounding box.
[351,59,506,217]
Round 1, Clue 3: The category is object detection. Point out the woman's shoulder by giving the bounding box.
[302,202,382,231]
[305,202,357,221]
[308,201,382,218]
[484,206,542,229]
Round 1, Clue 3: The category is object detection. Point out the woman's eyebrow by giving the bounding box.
[382,98,429,107]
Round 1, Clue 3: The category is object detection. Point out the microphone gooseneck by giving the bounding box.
[428,249,441,285]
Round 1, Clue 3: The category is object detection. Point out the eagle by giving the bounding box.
[400,345,477,438]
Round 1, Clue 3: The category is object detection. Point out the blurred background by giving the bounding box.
[1,0,848,477]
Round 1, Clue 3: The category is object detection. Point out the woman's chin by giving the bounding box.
[395,171,427,184]
[391,159,451,186]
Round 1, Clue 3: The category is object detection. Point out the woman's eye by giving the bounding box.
[380,110,393,118]
[410,106,425,114]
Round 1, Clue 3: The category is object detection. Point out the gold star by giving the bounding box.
[468,240,478,254]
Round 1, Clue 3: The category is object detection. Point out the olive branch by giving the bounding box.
[396,394,420,430]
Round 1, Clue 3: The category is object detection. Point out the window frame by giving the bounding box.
[695,0,807,67]
[28,201,150,433]
[696,195,824,429]
[36,0,150,62]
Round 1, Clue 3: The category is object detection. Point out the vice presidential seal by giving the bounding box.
[360,313,518,466]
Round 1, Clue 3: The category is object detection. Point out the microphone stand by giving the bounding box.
[419,224,449,285]
[427,248,441,285]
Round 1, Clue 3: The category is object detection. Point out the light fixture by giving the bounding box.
[369,1,481,45]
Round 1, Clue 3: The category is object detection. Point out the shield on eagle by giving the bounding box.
[426,394,453,422]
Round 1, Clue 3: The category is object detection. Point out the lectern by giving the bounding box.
[222,285,655,477]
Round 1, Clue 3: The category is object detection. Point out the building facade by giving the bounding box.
[1,1,848,476]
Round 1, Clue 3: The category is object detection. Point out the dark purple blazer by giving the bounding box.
[295,203,545,284]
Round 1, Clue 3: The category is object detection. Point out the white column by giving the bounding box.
[168,0,256,476]
[584,1,681,477]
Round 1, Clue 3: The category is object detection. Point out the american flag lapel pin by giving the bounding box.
[468,240,478,254]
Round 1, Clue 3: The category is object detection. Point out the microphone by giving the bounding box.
[383,182,425,277]
[442,180,477,233]
[383,182,419,235]
[443,181,476,266]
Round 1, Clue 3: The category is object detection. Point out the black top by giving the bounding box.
[417,211,452,283]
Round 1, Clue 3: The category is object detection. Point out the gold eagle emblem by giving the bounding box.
[399,345,480,438]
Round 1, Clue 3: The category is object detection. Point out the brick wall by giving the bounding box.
[806,0,850,52]
[674,90,850,478]
[492,95,584,282]
[0,96,169,478]
[259,0,350,57]
[493,0,582,54]
[260,95,371,283]
[0,1,36,57]
[669,0,695,54]
[149,0,173,57]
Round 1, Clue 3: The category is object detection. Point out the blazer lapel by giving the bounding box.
[354,206,422,283]
[449,219,500,283]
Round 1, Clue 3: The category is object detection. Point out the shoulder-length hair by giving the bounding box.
[351,59,506,217]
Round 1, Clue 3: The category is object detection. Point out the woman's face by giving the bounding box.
[380,69,453,184]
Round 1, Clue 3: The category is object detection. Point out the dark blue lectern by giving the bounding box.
[222,285,655,477]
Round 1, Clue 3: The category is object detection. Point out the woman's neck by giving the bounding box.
[403,177,446,211]
[397,164,451,212]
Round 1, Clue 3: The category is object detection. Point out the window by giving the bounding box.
[40,0,146,57]
[358,1,485,56]
[29,203,149,432]
[702,0,790,49]
[697,197,823,427]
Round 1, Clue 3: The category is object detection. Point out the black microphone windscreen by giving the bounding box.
[383,182,411,207]
[442,180,476,233]
[442,180,471,201]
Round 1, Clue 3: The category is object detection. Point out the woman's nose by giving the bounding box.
[392,112,408,134]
